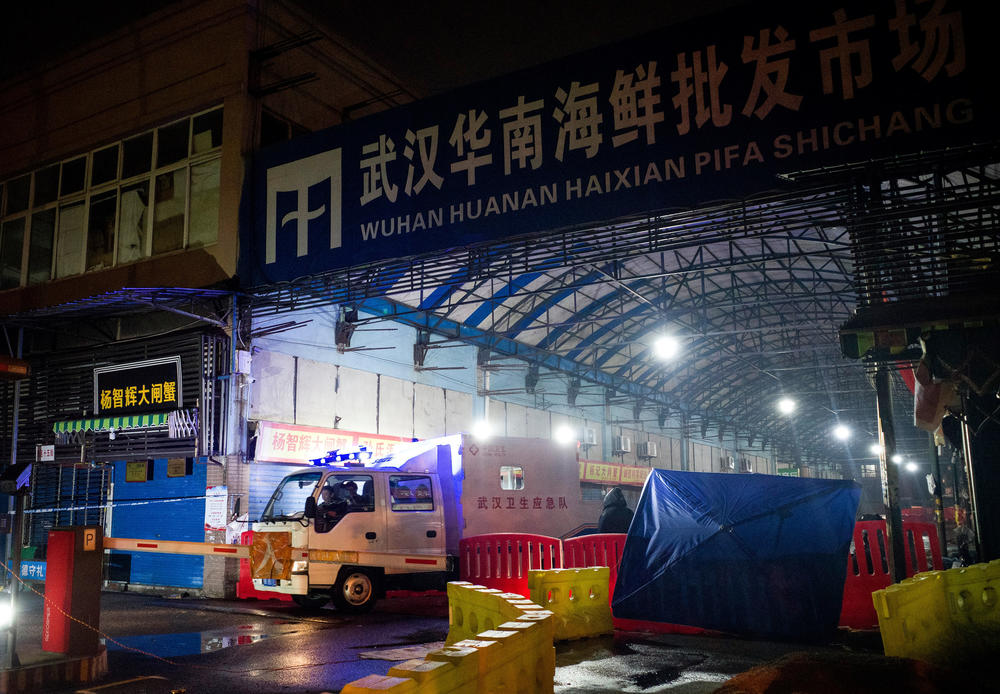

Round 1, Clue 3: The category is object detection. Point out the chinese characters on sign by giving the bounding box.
[254,421,411,464]
[579,460,652,487]
[99,381,177,411]
[253,1,983,284]
[477,495,569,511]
[94,357,182,416]
[20,561,46,581]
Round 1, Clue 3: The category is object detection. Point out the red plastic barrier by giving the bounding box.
[236,531,292,602]
[562,533,707,634]
[838,520,943,629]
[458,533,562,598]
[562,533,627,603]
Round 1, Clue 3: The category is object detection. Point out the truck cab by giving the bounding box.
[253,452,454,612]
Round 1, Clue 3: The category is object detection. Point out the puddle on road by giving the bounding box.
[106,623,308,657]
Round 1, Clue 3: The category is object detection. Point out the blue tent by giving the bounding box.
[611,469,860,640]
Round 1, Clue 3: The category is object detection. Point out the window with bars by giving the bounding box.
[0,107,223,288]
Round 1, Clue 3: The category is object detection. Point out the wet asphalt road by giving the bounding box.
[3,589,887,693]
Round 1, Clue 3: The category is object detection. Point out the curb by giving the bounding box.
[0,647,107,694]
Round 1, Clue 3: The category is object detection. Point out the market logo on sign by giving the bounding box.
[265,148,343,264]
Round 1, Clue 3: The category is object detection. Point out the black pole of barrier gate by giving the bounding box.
[4,327,23,670]
[3,495,23,668]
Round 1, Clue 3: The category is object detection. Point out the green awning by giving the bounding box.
[52,412,170,433]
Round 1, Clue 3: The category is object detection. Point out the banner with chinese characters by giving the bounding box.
[254,421,412,464]
[244,0,994,286]
[579,459,651,487]
[94,356,182,416]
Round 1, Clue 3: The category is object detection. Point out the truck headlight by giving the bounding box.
[291,560,308,574]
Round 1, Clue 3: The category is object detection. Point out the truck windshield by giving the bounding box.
[261,471,322,521]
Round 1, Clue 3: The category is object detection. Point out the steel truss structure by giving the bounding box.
[249,144,1000,470]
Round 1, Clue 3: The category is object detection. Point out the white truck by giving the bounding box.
[250,434,601,611]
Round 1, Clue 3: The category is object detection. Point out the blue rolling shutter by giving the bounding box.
[110,458,207,589]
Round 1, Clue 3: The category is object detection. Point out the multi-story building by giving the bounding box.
[0,0,412,596]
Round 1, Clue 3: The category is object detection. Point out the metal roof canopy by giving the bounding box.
[248,144,1000,469]
[1,288,238,332]
[4,148,995,470]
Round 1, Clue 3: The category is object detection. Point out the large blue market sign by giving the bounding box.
[243,0,995,286]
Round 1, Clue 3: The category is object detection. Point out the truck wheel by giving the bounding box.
[292,592,329,609]
[332,568,377,613]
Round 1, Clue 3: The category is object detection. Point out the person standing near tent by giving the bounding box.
[598,487,634,533]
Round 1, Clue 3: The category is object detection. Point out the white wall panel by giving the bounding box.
[249,350,294,422]
[486,399,507,435]
[524,406,550,439]
[295,358,337,427]
[334,366,378,434]
[413,383,445,440]
[445,389,474,434]
[504,402,527,436]
[692,442,711,472]
[379,374,414,438]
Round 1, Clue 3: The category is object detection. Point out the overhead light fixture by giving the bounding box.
[777,397,796,415]
[653,335,680,360]
[553,424,576,446]
[832,424,851,441]
[891,454,904,464]
[472,420,492,440]
[869,443,883,456]
[905,462,919,473]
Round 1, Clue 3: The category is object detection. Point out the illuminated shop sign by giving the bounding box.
[94,357,182,416]
[244,0,994,286]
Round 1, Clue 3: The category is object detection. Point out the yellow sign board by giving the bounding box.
[125,461,150,482]
[166,458,190,477]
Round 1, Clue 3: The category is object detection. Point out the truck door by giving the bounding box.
[308,473,386,586]
[386,474,445,557]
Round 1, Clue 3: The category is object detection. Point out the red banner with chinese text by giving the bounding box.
[579,460,651,487]
[254,421,413,464]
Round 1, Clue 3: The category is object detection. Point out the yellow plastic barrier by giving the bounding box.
[873,558,1000,666]
[445,582,549,645]
[342,581,555,694]
[528,567,613,640]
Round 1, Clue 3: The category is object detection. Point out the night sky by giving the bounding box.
[1,1,748,89]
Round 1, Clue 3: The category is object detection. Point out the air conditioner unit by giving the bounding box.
[637,441,658,458]
[725,455,736,470]
[582,427,598,446]
[740,458,753,473]
[613,435,632,454]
